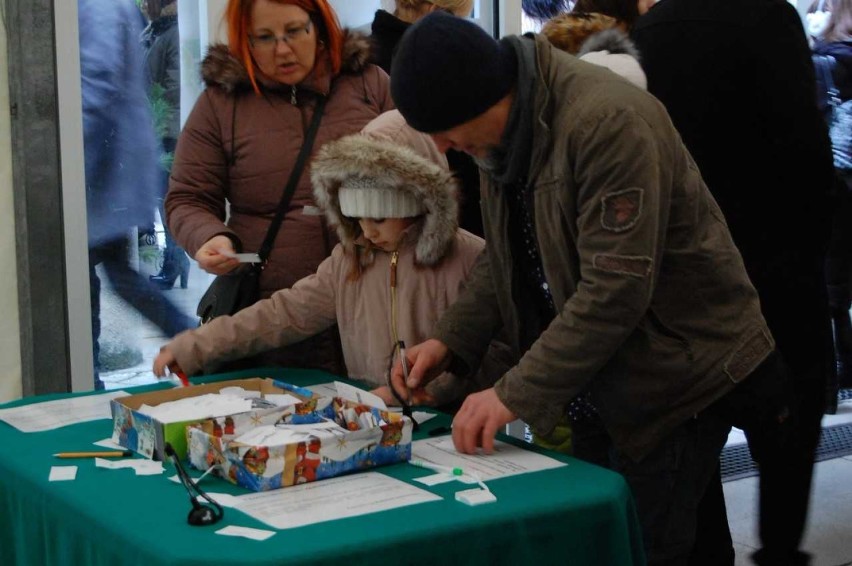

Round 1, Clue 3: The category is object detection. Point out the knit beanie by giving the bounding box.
[338,177,426,219]
[390,11,518,133]
[312,110,459,266]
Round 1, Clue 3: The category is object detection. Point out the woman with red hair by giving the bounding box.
[165,0,393,374]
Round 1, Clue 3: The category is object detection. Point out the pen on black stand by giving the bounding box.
[398,340,413,405]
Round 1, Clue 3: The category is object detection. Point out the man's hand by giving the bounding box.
[390,339,451,400]
[452,388,516,454]
[195,235,240,275]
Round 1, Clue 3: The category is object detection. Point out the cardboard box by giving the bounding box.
[186,396,413,491]
[110,378,315,460]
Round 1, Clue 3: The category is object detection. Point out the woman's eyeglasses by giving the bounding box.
[249,21,313,51]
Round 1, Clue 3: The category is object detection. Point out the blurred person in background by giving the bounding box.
[633,0,835,563]
[811,0,852,408]
[369,0,483,237]
[80,0,195,390]
[141,0,192,290]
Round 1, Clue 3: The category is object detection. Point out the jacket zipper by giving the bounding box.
[390,251,399,345]
[290,85,297,105]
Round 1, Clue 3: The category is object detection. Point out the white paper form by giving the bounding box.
[412,437,567,481]
[236,472,441,530]
[0,391,129,432]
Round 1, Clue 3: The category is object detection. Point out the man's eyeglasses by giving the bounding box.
[249,21,313,51]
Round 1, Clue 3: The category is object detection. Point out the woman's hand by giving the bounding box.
[194,235,241,275]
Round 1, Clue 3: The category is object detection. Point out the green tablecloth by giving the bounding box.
[0,368,645,565]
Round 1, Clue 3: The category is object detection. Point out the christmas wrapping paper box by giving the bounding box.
[186,396,413,491]
[110,378,315,460]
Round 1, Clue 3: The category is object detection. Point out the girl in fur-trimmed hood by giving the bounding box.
[156,110,488,408]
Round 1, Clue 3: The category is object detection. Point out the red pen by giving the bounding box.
[174,370,190,387]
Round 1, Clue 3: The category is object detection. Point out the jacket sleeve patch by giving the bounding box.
[601,188,643,232]
[593,254,652,278]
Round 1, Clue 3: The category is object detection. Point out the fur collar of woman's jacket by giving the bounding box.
[201,30,373,94]
[311,112,459,267]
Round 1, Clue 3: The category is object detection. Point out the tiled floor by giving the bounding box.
[725,396,852,566]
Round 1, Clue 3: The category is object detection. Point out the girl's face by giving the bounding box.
[249,1,318,86]
[357,218,416,251]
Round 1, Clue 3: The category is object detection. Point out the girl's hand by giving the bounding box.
[153,347,180,377]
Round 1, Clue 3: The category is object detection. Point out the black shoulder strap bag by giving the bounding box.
[196,96,327,324]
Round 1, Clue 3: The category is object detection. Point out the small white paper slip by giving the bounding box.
[413,473,479,487]
[412,411,437,425]
[49,466,78,482]
[264,393,304,407]
[455,488,497,506]
[95,458,164,476]
[413,473,458,487]
[220,251,262,263]
[216,525,276,541]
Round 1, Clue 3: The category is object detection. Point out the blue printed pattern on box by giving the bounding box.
[187,396,412,491]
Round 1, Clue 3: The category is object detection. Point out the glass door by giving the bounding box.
[57,0,410,392]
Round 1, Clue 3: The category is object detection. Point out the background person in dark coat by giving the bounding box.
[812,0,852,408]
[368,0,483,237]
[142,0,191,290]
[80,0,195,389]
[632,1,835,564]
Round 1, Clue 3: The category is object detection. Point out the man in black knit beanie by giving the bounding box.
[389,11,801,566]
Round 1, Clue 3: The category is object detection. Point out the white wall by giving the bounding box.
[330,0,381,29]
[0,12,23,403]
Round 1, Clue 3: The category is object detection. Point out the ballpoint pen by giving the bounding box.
[397,340,413,405]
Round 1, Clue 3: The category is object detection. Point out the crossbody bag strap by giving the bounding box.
[256,95,328,265]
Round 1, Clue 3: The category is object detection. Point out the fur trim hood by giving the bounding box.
[201,29,373,93]
[541,15,646,89]
[578,29,647,90]
[577,28,641,60]
[311,110,459,266]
